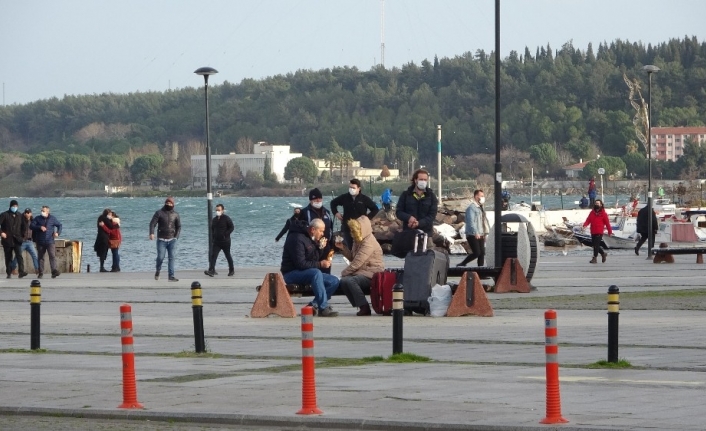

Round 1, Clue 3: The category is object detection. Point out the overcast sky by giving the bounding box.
[1,0,704,105]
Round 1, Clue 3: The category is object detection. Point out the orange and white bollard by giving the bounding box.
[296,305,322,415]
[540,309,567,424]
[119,304,144,409]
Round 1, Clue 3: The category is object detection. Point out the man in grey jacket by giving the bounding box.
[458,189,490,267]
[149,197,181,281]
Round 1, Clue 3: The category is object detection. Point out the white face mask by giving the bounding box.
[478,196,486,205]
[349,187,358,196]
[312,201,323,209]
[41,211,48,218]
[416,180,428,190]
[215,210,222,216]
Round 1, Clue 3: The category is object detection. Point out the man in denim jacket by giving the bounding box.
[458,189,489,267]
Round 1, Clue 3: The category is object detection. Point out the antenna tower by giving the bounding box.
[380,0,385,67]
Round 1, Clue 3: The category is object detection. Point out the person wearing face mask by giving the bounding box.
[300,188,334,274]
[396,169,439,236]
[275,207,301,242]
[582,199,612,264]
[457,189,490,267]
[30,205,63,279]
[10,208,40,276]
[205,203,235,277]
[330,179,379,249]
[149,197,181,281]
[94,208,114,272]
[0,199,27,279]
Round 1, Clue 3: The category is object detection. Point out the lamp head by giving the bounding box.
[194,67,218,84]
[642,65,660,74]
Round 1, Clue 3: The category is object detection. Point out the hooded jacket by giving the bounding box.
[0,208,23,247]
[583,207,613,236]
[396,185,438,234]
[339,216,384,279]
[280,220,324,274]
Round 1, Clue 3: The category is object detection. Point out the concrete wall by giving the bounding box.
[0,240,82,274]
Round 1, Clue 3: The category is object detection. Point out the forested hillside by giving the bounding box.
[1,36,706,188]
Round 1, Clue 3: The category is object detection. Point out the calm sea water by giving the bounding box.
[0,193,636,272]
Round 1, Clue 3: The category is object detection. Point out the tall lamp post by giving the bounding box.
[436,124,442,204]
[195,66,218,253]
[643,64,659,258]
[493,0,502,267]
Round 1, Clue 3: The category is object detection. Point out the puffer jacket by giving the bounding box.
[340,216,384,279]
[149,207,181,239]
[30,214,63,245]
[0,210,23,247]
[280,220,323,274]
[395,185,438,234]
[583,208,613,236]
[464,200,489,236]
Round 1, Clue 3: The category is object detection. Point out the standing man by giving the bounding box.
[205,203,235,277]
[0,199,27,278]
[11,208,39,275]
[588,176,597,208]
[149,197,181,282]
[634,205,658,256]
[30,205,62,279]
[331,179,379,249]
[396,169,439,236]
[457,190,490,267]
[301,188,334,274]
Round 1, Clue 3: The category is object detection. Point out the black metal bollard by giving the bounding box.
[30,280,41,350]
[392,282,404,355]
[607,285,620,363]
[191,281,205,353]
[87,264,91,273]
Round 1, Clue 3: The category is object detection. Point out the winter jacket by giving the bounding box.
[100,218,122,247]
[211,213,234,243]
[300,204,333,241]
[636,206,659,235]
[21,215,33,242]
[464,200,490,236]
[149,206,181,240]
[339,216,384,279]
[330,192,379,230]
[276,216,297,241]
[583,208,612,236]
[381,189,392,205]
[396,185,438,234]
[0,209,24,247]
[30,214,63,245]
[280,220,324,274]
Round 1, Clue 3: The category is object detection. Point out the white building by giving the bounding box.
[191,142,302,187]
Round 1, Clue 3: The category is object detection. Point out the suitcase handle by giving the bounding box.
[413,230,427,254]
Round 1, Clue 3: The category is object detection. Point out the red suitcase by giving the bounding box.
[370,270,400,315]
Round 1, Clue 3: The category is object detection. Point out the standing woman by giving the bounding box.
[100,211,122,272]
[582,199,612,264]
[94,208,113,272]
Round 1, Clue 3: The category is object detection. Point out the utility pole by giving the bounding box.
[380,0,385,67]
[437,125,442,204]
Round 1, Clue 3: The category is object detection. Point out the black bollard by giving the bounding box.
[392,282,404,355]
[30,280,41,350]
[607,285,620,363]
[87,264,91,273]
[191,281,206,353]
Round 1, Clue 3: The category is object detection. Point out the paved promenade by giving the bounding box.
[1,253,705,430]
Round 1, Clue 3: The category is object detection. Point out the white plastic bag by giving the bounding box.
[428,284,453,317]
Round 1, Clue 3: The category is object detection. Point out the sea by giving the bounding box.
[0,193,635,272]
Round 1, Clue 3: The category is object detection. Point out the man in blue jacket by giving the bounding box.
[280,218,340,317]
[30,205,63,279]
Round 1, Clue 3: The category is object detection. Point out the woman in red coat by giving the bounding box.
[582,199,612,263]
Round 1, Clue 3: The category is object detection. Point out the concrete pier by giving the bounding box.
[0,254,705,430]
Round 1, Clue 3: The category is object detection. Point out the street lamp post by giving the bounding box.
[195,66,218,254]
[643,64,659,258]
[436,125,442,204]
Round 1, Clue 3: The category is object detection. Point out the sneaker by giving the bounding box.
[18,272,28,279]
[204,270,215,277]
[168,276,179,282]
[213,270,219,276]
[37,272,43,279]
[318,306,339,317]
[51,270,60,278]
[227,270,235,277]
[155,271,160,280]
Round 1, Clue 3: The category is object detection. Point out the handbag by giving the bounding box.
[108,239,121,249]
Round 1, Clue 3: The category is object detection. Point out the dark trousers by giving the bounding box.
[589,197,596,207]
[37,243,57,273]
[209,241,234,271]
[459,235,485,266]
[635,230,656,251]
[339,274,372,307]
[591,234,606,257]
[3,244,23,275]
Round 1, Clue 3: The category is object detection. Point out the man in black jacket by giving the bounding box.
[396,169,438,235]
[0,199,27,278]
[330,178,379,248]
[280,218,340,317]
[634,205,658,256]
[300,188,334,274]
[149,197,181,281]
[205,203,235,277]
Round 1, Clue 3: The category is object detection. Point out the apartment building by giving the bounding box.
[650,126,706,161]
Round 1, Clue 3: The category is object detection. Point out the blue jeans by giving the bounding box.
[283,268,339,310]
[111,247,120,269]
[156,239,177,277]
[11,241,39,271]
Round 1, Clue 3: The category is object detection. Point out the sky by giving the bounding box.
[1,0,705,106]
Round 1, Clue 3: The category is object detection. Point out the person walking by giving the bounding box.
[457,189,490,267]
[300,188,334,274]
[0,199,27,278]
[30,205,62,278]
[205,203,235,277]
[634,205,658,256]
[330,179,379,249]
[10,208,39,275]
[94,208,113,272]
[275,207,301,242]
[149,197,181,281]
[582,199,612,264]
[99,211,122,272]
[588,176,597,208]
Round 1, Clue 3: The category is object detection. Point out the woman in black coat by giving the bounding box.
[93,208,113,272]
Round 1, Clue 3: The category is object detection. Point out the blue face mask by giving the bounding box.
[10,206,18,213]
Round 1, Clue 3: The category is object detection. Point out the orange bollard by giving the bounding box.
[540,309,568,424]
[118,304,144,409]
[296,305,323,415]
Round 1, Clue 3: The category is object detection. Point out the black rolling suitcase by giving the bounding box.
[401,232,449,315]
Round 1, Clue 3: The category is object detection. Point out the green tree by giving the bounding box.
[130,154,164,183]
[284,156,318,183]
[529,143,558,172]
[582,156,626,179]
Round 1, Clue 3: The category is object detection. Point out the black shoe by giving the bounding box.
[204,270,215,277]
[18,271,28,278]
[634,247,639,256]
[37,272,43,279]
[213,270,218,276]
[168,276,179,282]
[110,268,119,272]
[357,304,372,316]
[154,271,160,280]
[5,274,10,279]
[228,270,235,277]
[51,270,60,278]
[100,267,108,273]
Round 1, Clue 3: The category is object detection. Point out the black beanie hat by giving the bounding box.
[10,200,18,207]
[308,188,323,201]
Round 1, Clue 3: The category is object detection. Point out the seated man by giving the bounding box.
[334,216,384,316]
[280,218,340,317]
[579,195,589,209]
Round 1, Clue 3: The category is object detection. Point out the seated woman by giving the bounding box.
[334,215,384,316]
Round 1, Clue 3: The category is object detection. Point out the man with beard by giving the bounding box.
[149,197,181,282]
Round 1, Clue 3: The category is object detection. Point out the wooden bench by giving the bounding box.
[255,282,347,297]
[447,266,502,282]
[650,244,706,263]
